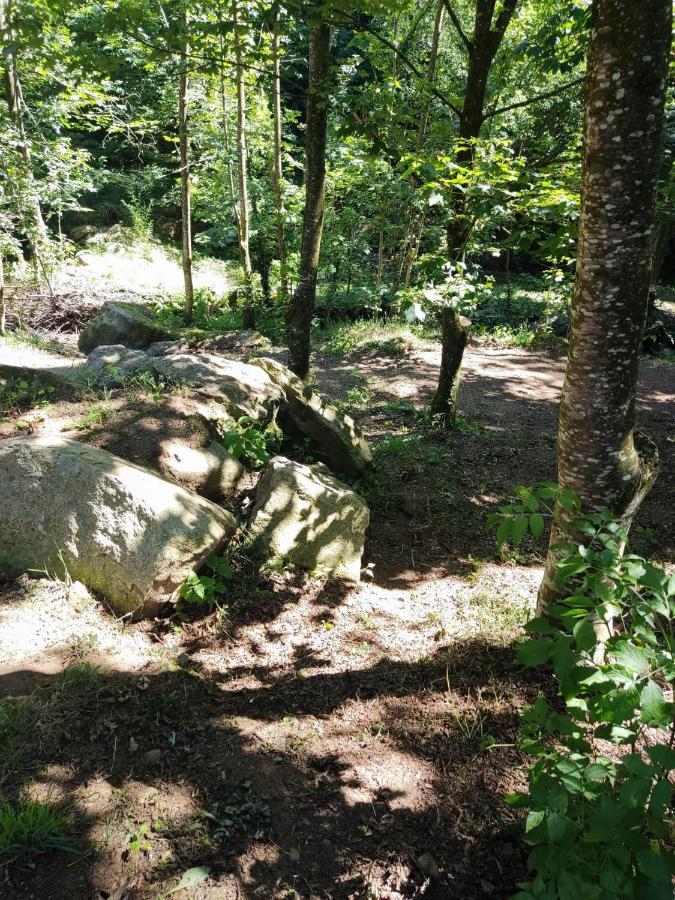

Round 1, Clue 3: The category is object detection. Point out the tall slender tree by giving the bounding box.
[431,0,519,423]
[233,0,255,329]
[537,0,671,610]
[286,6,331,378]
[271,2,288,305]
[178,3,195,320]
[0,0,47,277]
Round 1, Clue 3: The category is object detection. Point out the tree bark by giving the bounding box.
[0,0,47,274]
[178,6,194,321]
[402,0,445,288]
[430,308,470,424]
[286,11,331,378]
[434,0,519,421]
[233,0,255,329]
[271,4,288,305]
[0,251,5,335]
[537,0,671,611]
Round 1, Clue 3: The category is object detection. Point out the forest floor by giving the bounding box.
[0,317,673,899]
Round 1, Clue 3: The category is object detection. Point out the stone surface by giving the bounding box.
[249,357,372,476]
[86,344,152,379]
[0,436,236,617]
[78,301,173,354]
[151,352,283,421]
[147,339,190,357]
[248,456,369,581]
[77,396,246,501]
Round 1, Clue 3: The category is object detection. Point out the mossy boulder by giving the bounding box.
[249,357,373,477]
[0,436,236,617]
[248,456,369,581]
[78,301,174,354]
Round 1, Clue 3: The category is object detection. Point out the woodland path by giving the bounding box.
[0,341,672,899]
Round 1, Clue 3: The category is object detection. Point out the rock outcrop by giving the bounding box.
[0,436,236,617]
[249,357,372,477]
[248,456,369,581]
[77,396,246,501]
[78,301,173,354]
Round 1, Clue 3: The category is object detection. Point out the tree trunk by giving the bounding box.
[233,0,255,329]
[430,308,470,424]
[402,0,445,288]
[0,0,46,275]
[178,7,194,321]
[433,0,519,421]
[271,5,288,305]
[286,11,331,378]
[537,0,671,611]
[0,252,5,335]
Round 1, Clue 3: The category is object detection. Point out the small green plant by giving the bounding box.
[216,415,281,469]
[491,488,675,899]
[127,821,151,854]
[0,800,79,862]
[0,376,55,417]
[179,555,233,608]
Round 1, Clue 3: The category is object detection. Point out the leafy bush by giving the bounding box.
[0,376,55,417]
[490,488,675,899]
[179,554,233,608]
[215,415,281,469]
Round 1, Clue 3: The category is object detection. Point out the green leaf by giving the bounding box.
[525,809,546,834]
[518,638,552,667]
[529,513,544,539]
[167,867,211,896]
[511,514,529,545]
[572,618,596,652]
[640,680,669,726]
[611,642,650,674]
[496,519,512,546]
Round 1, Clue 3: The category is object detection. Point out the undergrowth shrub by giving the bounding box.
[490,485,675,899]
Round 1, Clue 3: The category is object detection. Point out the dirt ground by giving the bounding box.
[0,333,673,899]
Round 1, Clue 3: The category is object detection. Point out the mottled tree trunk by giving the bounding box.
[430,308,470,424]
[433,0,519,421]
[233,0,255,329]
[286,12,331,378]
[271,5,288,305]
[178,8,194,321]
[0,252,5,335]
[538,0,671,611]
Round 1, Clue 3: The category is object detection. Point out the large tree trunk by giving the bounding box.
[286,11,331,378]
[537,0,671,611]
[178,7,194,321]
[271,4,288,305]
[433,0,519,422]
[233,0,255,329]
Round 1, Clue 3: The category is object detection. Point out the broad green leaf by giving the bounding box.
[529,513,544,538]
[639,680,669,726]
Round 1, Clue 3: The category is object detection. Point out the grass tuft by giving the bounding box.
[0,800,79,862]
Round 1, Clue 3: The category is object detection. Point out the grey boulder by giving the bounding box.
[248,456,369,581]
[249,357,372,477]
[0,436,236,617]
[78,301,173,354]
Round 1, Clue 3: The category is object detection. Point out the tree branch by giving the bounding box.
[441,0,472,54]
[483,75,584,119]
[333,8,462,118]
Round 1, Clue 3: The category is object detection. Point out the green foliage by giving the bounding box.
[179,554,233,608]
[493,493,675,899]
[0,800,79,862]
[0,376,55,418]
[215,415,281,469]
